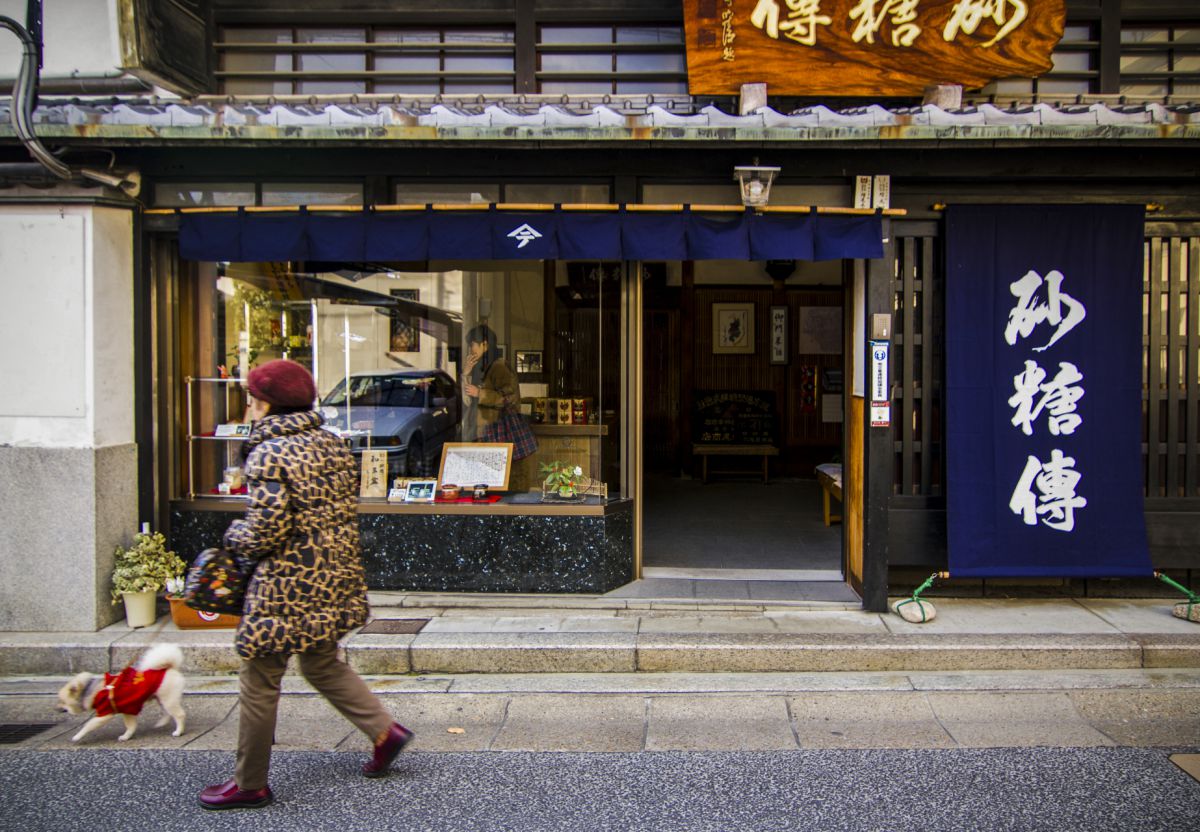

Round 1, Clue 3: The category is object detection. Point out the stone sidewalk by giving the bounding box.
[1,596,1197,676]
[3,669,1199,753]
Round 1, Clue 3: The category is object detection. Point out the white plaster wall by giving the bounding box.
[0,1,121,78]
[0,205,134,448]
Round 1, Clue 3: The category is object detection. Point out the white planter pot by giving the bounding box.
[121,591,158,628]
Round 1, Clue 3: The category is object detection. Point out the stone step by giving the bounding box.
[2,623,1197,676]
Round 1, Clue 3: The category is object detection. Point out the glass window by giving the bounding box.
[220,27,293,95]
[536,23,685,95]
[616,26,684,45]
[504,184,611,203]
[180,258,624,506]
[393,184,500,204]
[217,25,514,95]
[540,27,612,44]
[261,183,363,206]
[153,183,256,207]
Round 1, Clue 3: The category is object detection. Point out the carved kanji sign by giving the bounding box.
[685,0,1065,96]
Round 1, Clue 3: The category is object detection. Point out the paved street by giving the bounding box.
[3,747,1199,831]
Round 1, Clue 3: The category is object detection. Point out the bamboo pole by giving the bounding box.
[144,202,908,216]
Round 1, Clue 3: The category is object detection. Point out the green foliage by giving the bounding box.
[540,461,583,492]
[111,531,187,603]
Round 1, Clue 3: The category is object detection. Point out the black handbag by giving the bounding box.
[182,548,253,615]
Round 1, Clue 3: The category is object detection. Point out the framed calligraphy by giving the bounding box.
[713,303,755,355]
[769,305,788,364]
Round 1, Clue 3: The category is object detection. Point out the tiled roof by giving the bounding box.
[2,96,1198,143]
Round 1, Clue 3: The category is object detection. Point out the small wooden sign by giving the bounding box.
[359,450,389,498]
[684,0,1065,97]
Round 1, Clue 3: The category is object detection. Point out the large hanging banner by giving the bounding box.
[945,204,1151,578]
[179,209,883,263]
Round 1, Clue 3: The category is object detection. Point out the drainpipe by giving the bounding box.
[0,74,151,96]
[1,4,140,195]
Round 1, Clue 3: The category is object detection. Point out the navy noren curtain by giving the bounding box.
[945,204,1151,578]
[179,210,883,262]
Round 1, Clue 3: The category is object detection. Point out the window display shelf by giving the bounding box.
[185,376,250,500]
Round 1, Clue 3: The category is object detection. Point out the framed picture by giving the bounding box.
[437,442,514,490]
[515,350,543,375]
[389,288,420,353]
[712,303,755,354]
[403,479,437,502]
[798,306,843,355]
[769,306,788,365]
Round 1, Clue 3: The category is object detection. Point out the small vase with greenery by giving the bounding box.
[540,461,583,499]
[111,529,186,627]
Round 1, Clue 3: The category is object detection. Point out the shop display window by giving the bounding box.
[181,259,623,507]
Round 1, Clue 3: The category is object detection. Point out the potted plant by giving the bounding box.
[540,461,583,500]
[111,527,186,628]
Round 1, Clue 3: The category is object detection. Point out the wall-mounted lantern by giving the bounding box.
[734,164,780,208]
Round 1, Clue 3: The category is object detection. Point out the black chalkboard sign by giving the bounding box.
[693,390,777,445]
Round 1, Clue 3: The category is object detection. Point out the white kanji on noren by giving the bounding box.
[1008,449,1087,532]
[1004,269,1087,352]
[507,223,543,249]
[1008,359,1085,436]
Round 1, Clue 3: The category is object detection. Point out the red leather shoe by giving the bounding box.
[198,779,273,810]
[200,778,238,798]
[362,722,413,778]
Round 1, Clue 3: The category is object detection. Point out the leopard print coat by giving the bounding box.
[223,410,368,659]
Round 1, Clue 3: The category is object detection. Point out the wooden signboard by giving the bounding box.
[684,0,1065,97]
[694,391,777,445]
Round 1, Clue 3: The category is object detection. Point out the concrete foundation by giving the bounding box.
[0,444,137,631]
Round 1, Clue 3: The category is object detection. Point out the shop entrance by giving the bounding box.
[631,261,854,601]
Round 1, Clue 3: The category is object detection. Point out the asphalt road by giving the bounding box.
[3,747,1199,832]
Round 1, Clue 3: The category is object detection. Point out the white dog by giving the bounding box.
[57,643,186,742]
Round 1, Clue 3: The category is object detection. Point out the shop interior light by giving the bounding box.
[734,164,780,208]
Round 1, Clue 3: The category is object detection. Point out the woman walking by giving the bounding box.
[199,359,412,811]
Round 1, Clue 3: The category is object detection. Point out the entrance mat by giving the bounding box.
[358,618,430,635]
[0,723,56,744]
[1170,754,1200,783]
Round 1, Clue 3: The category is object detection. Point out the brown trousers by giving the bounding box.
[236,640,393,790]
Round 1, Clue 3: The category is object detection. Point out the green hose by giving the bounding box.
[1157,571,1200,621]
[893,571,945,623]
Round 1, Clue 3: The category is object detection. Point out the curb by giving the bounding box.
[2,630,1197,676]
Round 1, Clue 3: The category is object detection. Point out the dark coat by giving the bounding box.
[224,410,368,659]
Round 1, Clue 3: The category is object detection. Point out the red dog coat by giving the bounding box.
[93,667,168,717]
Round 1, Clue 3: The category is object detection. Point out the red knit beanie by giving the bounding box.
[246,360,316,409]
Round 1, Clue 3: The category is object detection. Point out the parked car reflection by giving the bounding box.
[320,370,459,478]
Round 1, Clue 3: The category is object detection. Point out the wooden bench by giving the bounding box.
[692,444,779,483]
[815,463,843,526]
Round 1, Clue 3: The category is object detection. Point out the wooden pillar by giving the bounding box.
[679,261,695,475]
[543,260,557,396]
[862,223,894,612]
[771,275,787,474]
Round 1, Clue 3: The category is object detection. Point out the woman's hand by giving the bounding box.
[463,353,479,373]
[464,382,479,397]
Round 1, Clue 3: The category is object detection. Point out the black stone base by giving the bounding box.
[169,503,634,594]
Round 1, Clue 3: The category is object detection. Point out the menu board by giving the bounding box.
[693,391,777,445]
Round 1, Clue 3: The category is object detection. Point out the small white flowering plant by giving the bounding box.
[110,529,187,603]
[540,461,583,496]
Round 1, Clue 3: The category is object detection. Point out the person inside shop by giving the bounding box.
[199,359,413,811]
[462,324,537,478]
